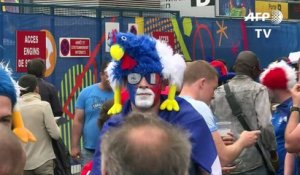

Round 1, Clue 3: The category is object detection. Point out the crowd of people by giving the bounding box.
[1,32,300,175]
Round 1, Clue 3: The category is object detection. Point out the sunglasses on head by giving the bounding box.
[127,73,160,85]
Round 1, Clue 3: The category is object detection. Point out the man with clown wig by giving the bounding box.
[90,32,221,175]
[0,62,36,143]
[260,60,297,175]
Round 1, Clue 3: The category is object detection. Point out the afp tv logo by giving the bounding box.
[244,10,283,38]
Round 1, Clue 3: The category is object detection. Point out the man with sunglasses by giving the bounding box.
[126,72,163,110]
[90,32,222,175]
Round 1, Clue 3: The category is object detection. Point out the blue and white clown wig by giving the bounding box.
[0,63,18,107]
[0,62,36,143]
[106,32,186,115]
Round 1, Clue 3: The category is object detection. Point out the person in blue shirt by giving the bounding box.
[71,62,114,166]
[90,32,222,175]
[260,60,297,175]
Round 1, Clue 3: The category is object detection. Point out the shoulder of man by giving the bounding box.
[103,100,132,130]
[45,81,57,90]
[42,81,60,95]
[214,84,226,96]
[254,81,268,91]
[80,83,98,93]
[180,96,211,112]
[104,113,124,129]
[38,78,53,88]
[159,96,206,124]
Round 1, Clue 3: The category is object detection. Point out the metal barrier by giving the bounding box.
[0,2,180,18]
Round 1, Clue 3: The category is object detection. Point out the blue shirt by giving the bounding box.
[91,96,221,175]
[272,97,292,175]
[75,83,114,150]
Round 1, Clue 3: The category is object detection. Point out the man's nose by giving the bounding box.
[138,77,149,88]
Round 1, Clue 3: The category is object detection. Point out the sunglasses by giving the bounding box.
[127,73,160,85]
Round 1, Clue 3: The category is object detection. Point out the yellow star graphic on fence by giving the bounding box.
[216,20,228,47]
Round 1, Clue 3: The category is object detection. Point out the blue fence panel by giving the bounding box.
[1,9,300,149]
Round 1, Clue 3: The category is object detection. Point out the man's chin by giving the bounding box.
[135,101,154,109]
[136,104,153,109]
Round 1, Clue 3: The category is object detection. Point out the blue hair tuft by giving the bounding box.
[0,63,17,107]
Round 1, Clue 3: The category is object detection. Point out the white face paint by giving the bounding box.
[135,88,155,108]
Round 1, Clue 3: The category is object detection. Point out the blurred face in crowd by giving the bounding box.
[127,72,163,111]
[101,71,112,91]
[0,96,12,128]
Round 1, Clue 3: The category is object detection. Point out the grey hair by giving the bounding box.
[101,112,192,175]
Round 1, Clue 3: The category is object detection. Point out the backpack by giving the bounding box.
[52,138,72,175]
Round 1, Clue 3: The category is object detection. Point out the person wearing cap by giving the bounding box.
[90,32,222,175]
[212,50,277,174]
[210,59,235,86]
[260,61,297,175]
[18,74,60,175]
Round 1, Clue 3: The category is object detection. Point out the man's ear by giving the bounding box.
[197,78,205,89]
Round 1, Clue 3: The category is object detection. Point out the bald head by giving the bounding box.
[236,51,259,65]
[101,112,191,175]
[233,50,261,80]
[0,124,26,175]
[128,126,168,149]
